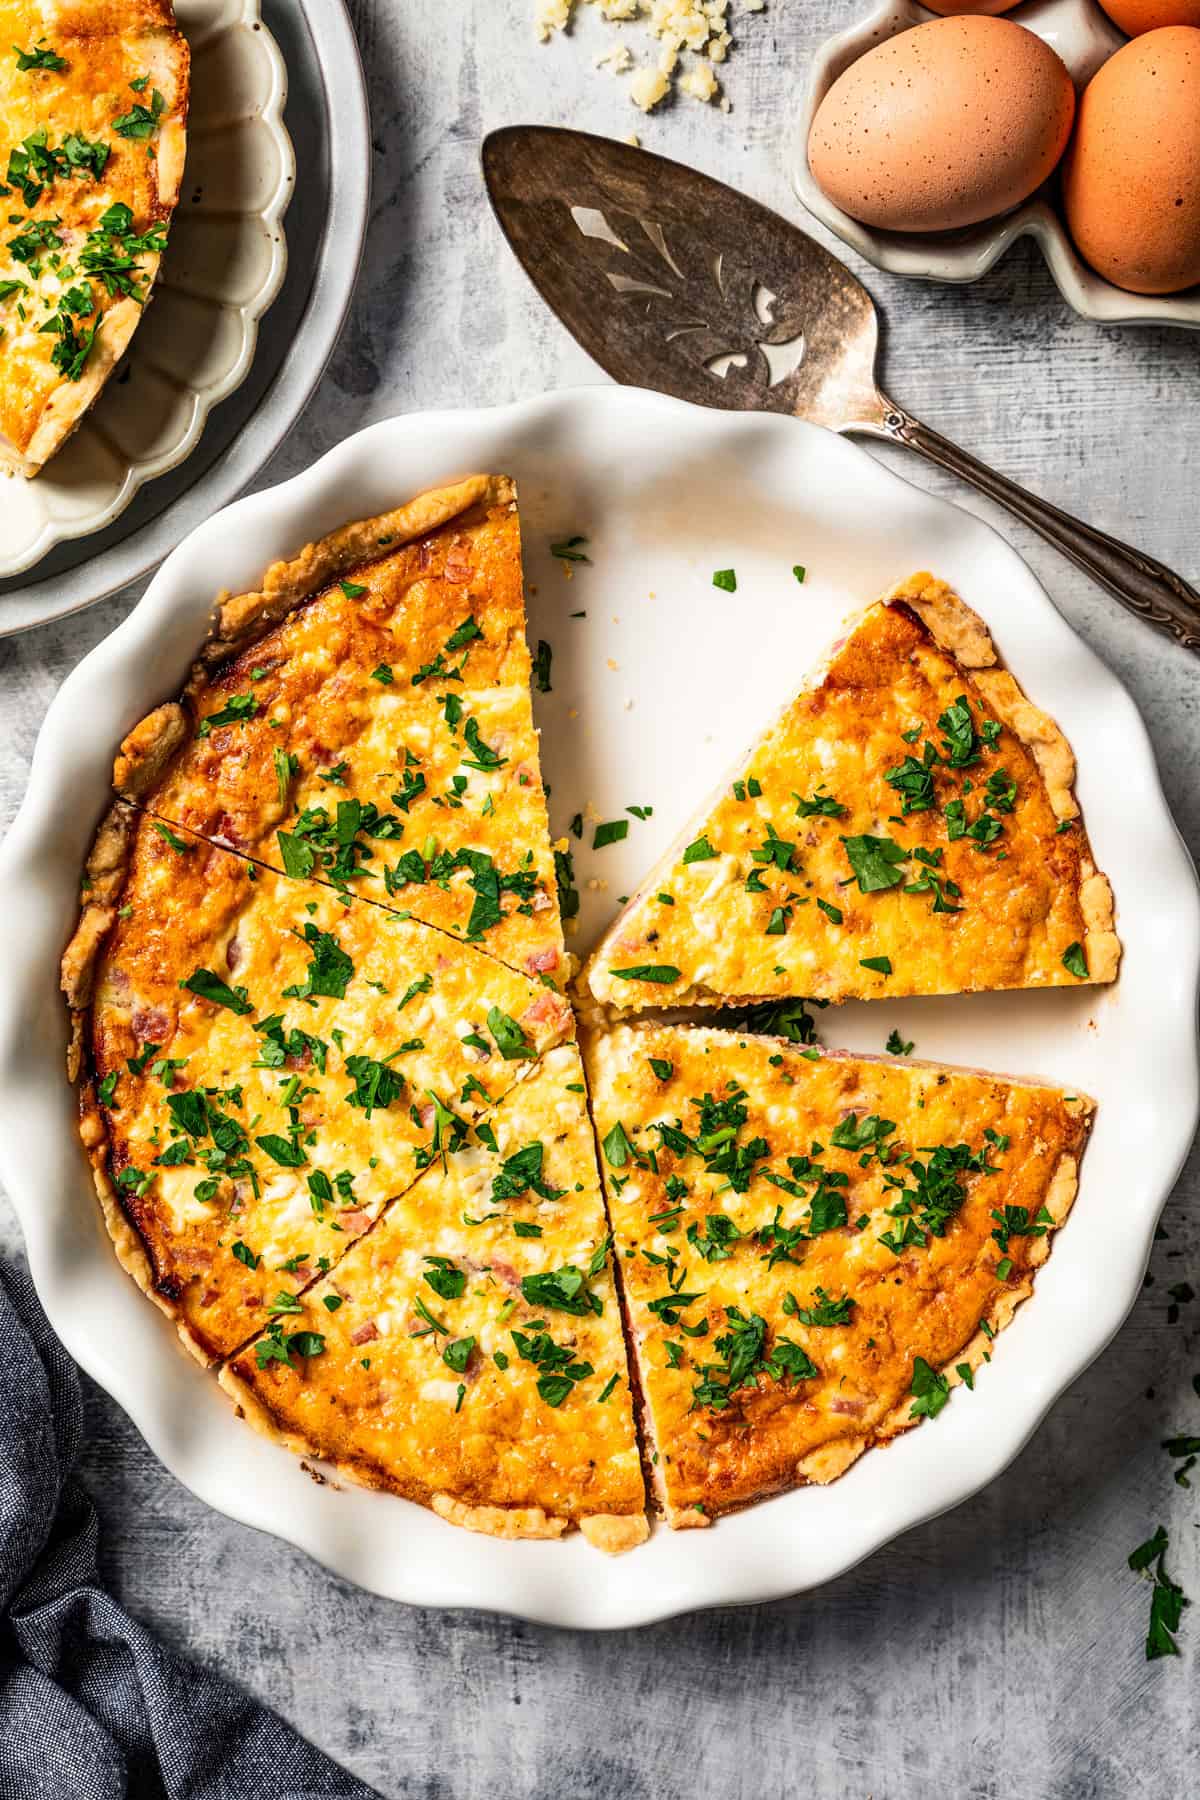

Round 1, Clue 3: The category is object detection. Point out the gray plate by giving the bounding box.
[0,0,370,638]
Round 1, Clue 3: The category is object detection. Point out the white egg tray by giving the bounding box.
[787,0,1200,330]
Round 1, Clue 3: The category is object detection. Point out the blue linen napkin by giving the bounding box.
[0,1259,381,1800]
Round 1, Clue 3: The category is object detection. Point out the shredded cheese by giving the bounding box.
[535,0,763,112]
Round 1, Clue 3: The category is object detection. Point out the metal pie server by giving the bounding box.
[482,125,1200,655]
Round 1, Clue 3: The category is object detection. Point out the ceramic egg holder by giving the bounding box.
[788,0,1200,329]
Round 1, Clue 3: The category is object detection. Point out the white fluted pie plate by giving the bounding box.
[0,0,294,579]
[0,388,1196,1628]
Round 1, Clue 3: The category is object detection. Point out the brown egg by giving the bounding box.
[1062,28,1200,294]
[1097,0,1200,34]
[807,18,1076,233]
[921,0,1021,14]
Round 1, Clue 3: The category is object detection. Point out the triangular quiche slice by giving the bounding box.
[62,804,572,1364]
[585,1022,1093,1527]
[111,476,569,985]
[0,0,189,474]
[584,578,1119,1012]
[221,1042,648,1553]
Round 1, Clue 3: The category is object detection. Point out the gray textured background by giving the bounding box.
[3,2,1200,1794]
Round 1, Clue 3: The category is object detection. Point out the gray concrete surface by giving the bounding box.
[2,2,1199,1793]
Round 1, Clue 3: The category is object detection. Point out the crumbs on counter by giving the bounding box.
[536,0,765,113]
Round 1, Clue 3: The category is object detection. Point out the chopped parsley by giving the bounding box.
[196,693,259,738]
[593,819,628,850]
[113,85,166,139]
[443,1336,475,1374]
[1062,941,1088,980]
[787,1286,854,1327]
[795,787,846,819]
[14,43,69,72]
[1129,1526,1188,1660]
[841,834,907,892]
[344,1052,406,1117]
[423,1256,465,1301]
[532,640,552,692]
[908,1356,950,1420]
[487,1006,533,1060]
[180,968,252,1015]
[885,1028,914,1056]
[609,964,680,985]
[712,569,737,592]
[254,1323,325,1371]
[511,1325,593,1406]
[884,746,937,816]
[691,1308,816,1410]
[520,1244,608,1317]
[682,834,717,864]
[283,924,354,1001]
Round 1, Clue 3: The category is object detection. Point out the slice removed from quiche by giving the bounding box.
[585,1021,1093,1527]
[583,578,1119,1013]
[0,1,189,474]
[111,476,569,985]
[221,1042,648,1552]
[63,804,572,1365]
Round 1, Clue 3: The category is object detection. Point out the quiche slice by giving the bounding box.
[583,578,1119,1012]
[111,476,568,986]
[585,1022,1093,1527]
[0,0,189,474]
[221,1042,648,1552]
[62,803,573,1364]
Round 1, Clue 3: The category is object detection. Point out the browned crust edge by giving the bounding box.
[888,573,1120,986]
[216,1360,648,1550]
[110,476,512,803]
[657,1128,1091,1525]
[4,26,191,478]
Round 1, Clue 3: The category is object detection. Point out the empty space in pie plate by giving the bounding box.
[0,391,1196,1626]
[0,0,293,578]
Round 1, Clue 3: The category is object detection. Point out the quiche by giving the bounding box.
[113,476,568,986]
[62,803,573,1364]
[222,1042,647,1552]
[0,0,189,475]
[584,1021,1093,1526]
[583,577,1120,1013]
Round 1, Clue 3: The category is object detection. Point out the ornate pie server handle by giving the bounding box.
[862,400,1200,656]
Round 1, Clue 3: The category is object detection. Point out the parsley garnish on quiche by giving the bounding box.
[62,806,571,1363]
[584,1022,1093,1527]
[0,3,189,474]
[584,577,1120,1011]
[222,1043,647,1553]
[110,477,566,984]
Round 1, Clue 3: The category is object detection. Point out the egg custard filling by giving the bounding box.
[64,485,1113,1546]
[111,476,567,986]
[67,805,572,1365]
[222,1043,647,1553]
[583,574,1118,1014]
[0,1,189,474]
[585,1022,1093,1526]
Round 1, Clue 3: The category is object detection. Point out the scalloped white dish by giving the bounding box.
[1,388,1197,1628]
[789,0,1200,331]
[0,0,294,579]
